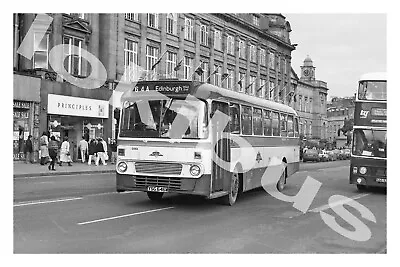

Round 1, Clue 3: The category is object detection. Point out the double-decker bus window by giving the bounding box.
[253,108,263,135]
[241,105,253,135]
[358,81,387,100]
[287,115,294,137]
[294,117,299,137]
[353,129,386,158]
[263,109,272,136]
[230,103,240,134]
[281,114,287,137]
[272,111,280,136]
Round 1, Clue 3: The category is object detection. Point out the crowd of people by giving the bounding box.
[24,131,118,171]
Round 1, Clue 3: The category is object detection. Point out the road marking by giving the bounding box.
[309,193,370,213]
[14,172,114,180]
[14,197,83,207]
[84,191,140,197]
[77,207,175,225]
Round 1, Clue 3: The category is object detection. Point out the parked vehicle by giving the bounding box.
[343,148,351,159]
[318,150,329,162]
[327,150,337,161]
[303,149,320,162]
[332,149,341,160]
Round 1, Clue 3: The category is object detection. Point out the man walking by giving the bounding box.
[24,135,33,163]
[95,137,107,166]
[79,136,88,163]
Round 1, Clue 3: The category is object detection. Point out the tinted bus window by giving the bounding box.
[263,110,272,136]
[230,103,240,134]
[294,117,299,137]
[241,106,253,135]
[287,115,294,137]
[253,108,263,135]
[281,114,287,137]
[272,112,280,136]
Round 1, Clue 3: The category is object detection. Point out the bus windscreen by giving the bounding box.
[352,129,387,158]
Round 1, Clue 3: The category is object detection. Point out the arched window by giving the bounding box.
[166,13,177,35]
[200,25,208,46]
[184,17,194,41]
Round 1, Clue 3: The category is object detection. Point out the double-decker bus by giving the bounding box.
[350,72,387,191]
[116,79,300,205]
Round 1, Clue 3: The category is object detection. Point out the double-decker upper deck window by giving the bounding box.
[230,103,240,134]
[63,36,83,76]
[272,111,280,136]
[241,106,253,135]
[147,13,159,29]
[200,24,208,46]
[358,81,387,100]
[33,33,49,69]
[253,108,263,135]
[263,110,272,136]
[184,17,194,41]
[166,13,177,35]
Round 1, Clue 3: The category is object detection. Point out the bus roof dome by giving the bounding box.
[359,72,386,82]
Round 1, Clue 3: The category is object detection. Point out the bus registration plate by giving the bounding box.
[375,178,386,183]
[147,186,168,192]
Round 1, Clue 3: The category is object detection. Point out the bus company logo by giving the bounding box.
[149,151,164,158]
[360,110,369,119]
[256,152,263,163]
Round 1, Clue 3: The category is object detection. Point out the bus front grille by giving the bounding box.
[135,162,183,175]
[134,177,182,190]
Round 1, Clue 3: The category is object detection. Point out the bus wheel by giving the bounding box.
[147,192,164,201]
[277,165,287,192]
[356,184,367,192]
[222,170,240,206]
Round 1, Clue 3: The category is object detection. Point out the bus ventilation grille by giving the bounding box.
[135,161,183,175]
[134,177,182,190]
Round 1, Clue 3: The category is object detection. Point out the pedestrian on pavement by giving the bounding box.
[101,138,108,164]
[24,135,33,164]
[39,132,49,165]
[110,139,117,164]
[79,136,88,163]
[48,136,59,171]
[88,139,97,166]
[59,137,72,166]
[95,137,107,166]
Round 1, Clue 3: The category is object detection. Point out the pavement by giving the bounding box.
[13,161,115,178]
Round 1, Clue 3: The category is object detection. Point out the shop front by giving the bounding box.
[47,94,109,162]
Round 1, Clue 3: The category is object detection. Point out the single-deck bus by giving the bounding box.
[116,80,300,205]
[350,72,387,191]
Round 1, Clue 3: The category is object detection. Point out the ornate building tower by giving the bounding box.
[300,55,316,82]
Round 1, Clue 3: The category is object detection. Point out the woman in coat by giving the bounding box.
[59,137,72,166]
[88,139,97,166]
[39,132,49,165]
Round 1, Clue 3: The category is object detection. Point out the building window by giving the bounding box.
[227,35,234,55]
[125,13,139,22]
[184,17,194,41]
[250,45,256,63]
[238,72,245,92]
[259,78,266,98]
[304,97,308,112]
[310,98,313,113]
[299,95,303,111]
[33,33,49,69]
[253,15,259,26]
[124,39,138,82]
[68,13,85,19]
[276,54,281,71]
[184,56,193,80]
[146,45,159,72]
[269,51,275,69]
[249,75,256,95]
[213,65,221,86]
[282,58,286,74]
[63,35,83,76]
[227,69,234,89]
[214,30,222,51]
[239,40,246,59]
[260,48,266,66]
[147,13,159,29]
[269,80,275,100]
[200,61,209,82]
[166,13,177,35]
[200,24,208,46]
[165,51,177,78]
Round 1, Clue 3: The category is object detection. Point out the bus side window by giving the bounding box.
[263,109,272,136]
[294,117,299,137]
[253,108,263,135]
[281,114,287,137]
[272,111,280,136]
[241,105,253,135]
[287,115,294,137]
[230,103,240,134]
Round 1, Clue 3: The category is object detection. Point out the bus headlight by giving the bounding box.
[190,165,201,176]
[117,162,128,173]
[359,167,367,175]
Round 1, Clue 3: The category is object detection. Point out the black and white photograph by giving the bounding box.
[9,0,393,258]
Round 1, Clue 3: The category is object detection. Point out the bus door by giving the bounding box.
[211,101,231,193]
